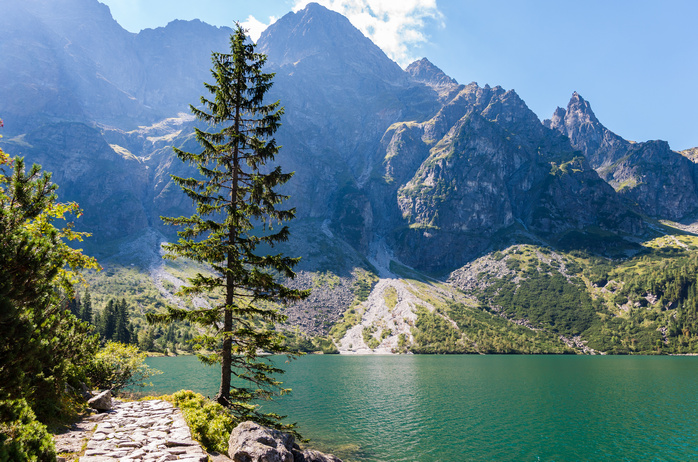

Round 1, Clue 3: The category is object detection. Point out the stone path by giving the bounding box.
[79,399,208,462]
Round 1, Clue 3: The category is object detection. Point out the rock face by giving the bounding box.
[406,57,459,89]
[378,84,643,271]
[87,390,112,412]
[545,92,698,220]
[228,421,341,462]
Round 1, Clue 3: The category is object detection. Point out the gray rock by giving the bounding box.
[80,382,93,401]
[228,421,294,462]
[228,421,342,462]
[87,390,112,411]
[293,449,343,462]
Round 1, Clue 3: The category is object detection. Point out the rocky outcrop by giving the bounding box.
[228,421,341,462]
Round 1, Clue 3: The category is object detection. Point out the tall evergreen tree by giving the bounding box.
[100,299,117,341]
[80,290,93,324]
[150,25,308,426]
[113,298,131,343]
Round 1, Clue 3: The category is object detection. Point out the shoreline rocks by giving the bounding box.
[228,421,342,462]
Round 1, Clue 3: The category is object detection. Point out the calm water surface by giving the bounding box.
[145,355,698,461]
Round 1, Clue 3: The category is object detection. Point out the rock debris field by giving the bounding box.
[77,399,208,462]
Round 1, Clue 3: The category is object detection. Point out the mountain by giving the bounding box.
[2,0,697,355]
[0,0,232,131]
[376,83,643,272]
[545,92,698,220]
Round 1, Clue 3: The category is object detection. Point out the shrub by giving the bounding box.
[0,399,55,462]
[86,341,161,394]
[169,390,236,453]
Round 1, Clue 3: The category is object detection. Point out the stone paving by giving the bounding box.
[79,399,208,462]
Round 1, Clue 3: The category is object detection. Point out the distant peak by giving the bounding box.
[566,91,599,124]
[406,58,458,88]
[257,1,406,83]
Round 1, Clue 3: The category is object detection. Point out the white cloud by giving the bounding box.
[240,15,278,42]
[293,0,443,66]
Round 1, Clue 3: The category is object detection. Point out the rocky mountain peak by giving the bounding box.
[545,92,628,169]
[257,2,405,83]
[565,91,601,126]
[543,107,567,130]
[406,58,458,88]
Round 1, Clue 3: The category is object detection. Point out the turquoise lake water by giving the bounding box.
[144,355,698,461]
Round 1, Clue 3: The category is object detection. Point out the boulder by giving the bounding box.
[87,390,112,412]
[228,421,341,462]
[80,382,93,401]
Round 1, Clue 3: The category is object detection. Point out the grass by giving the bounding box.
[383,286,398,310]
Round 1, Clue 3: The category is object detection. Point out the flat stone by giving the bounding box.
[155,455,177,462]
[165,439,196,447]
[169,429,192,440]
[128,448,148,458]
[117,441,142,448]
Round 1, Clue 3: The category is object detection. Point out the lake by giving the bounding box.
[144,355,698,461]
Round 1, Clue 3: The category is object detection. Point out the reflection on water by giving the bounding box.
[145,355,698,462]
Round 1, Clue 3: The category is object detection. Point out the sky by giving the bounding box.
[99,0,698,150]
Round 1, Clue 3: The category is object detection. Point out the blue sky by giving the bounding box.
[99,0,698,150]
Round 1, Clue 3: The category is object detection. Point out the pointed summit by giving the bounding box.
[565,91,601,126]
[547,92,629,169]
[406,58,458,88]
[257,2,406,83]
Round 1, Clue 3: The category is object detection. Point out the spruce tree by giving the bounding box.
[101,299,117,340]
[150,25,308,426]
[113,299,131,344]
[80,290,93,324]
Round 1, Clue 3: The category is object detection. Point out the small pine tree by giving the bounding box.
[149,24,309,428]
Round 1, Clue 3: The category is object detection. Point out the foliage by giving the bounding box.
[86,342,161,394]
[411,305,464,353]
[95,298,134,343]
[0,136,100,422]
[150,25,308,430]
[167,390,236,453]
[383,286,398,310]
[282,331,338,354]
[362,325,380,349]
[352,269,379,302]
[0,399,55,462]
[484,269,595,336]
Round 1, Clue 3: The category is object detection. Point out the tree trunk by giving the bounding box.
[217,301,233,406]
